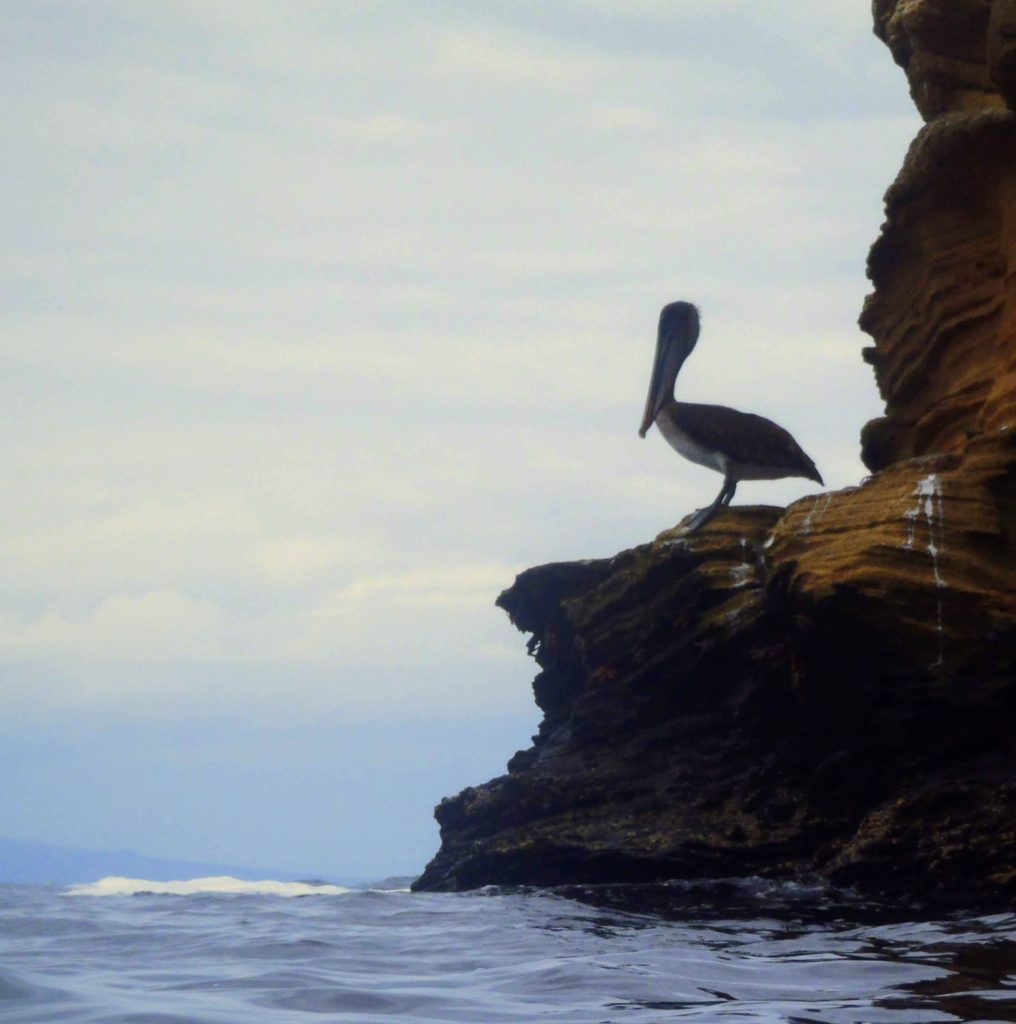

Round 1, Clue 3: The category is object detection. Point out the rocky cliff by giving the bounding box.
[414,0,1016,902]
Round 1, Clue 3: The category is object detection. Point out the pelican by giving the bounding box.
[639,301,823,531]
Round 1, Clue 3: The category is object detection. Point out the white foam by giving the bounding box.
[64,875,350,897]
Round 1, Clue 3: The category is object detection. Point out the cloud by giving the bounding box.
[0,557,530,721]
[0,1,917,730]
[251,535,381,588]
[0,590,230,664]
[318,563,520,611]
[431,27,606,92]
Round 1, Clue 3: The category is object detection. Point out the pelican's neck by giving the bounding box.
[659,303,698,400]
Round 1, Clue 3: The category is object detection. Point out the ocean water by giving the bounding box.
[2,877,1015,1023]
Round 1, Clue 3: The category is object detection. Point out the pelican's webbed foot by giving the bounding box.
[685,503,720,531]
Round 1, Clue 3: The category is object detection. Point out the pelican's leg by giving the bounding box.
[686,474,736,532]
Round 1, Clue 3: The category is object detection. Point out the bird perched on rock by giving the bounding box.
[639,301,823,531]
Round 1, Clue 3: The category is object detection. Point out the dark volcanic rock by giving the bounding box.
[414,506,1016,901]
[413,3,1016,903]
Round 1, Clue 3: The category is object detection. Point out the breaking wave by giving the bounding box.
[65,875,350,897]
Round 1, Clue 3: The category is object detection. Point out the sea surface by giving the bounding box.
[2,876,1016,1023]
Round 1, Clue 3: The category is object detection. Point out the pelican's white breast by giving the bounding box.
[655,407,727,475]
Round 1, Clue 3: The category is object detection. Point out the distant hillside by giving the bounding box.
[0,836,339,885]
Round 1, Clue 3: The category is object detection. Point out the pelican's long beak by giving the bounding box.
[638,326,684,437]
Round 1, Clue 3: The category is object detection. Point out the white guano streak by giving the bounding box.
[729,537,753,588]
[800,492,833,535]
[903,473,946,667]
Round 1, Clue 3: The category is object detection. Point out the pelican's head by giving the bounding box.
[638,301,700,437]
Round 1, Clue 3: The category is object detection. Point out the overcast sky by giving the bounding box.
[1,1,918,879]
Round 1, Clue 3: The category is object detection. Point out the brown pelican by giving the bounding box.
[639,301,823,531]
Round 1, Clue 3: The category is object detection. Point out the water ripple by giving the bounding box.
[0,880,1014,1022]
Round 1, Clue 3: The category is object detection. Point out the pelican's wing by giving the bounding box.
[672,403,822,483]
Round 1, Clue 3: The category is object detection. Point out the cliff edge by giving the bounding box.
[414,0,1016,902]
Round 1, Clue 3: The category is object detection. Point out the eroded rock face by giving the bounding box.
[873,0,1007,118]
[860,111,1016,471]
[864,0,1016,471]
[413,3,1016,901]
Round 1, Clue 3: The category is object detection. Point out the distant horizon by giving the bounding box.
[0,833,384,886]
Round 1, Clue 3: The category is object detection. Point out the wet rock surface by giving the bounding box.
[414,3,1016,902]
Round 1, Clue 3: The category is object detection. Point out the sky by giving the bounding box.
[1,1,919,880]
